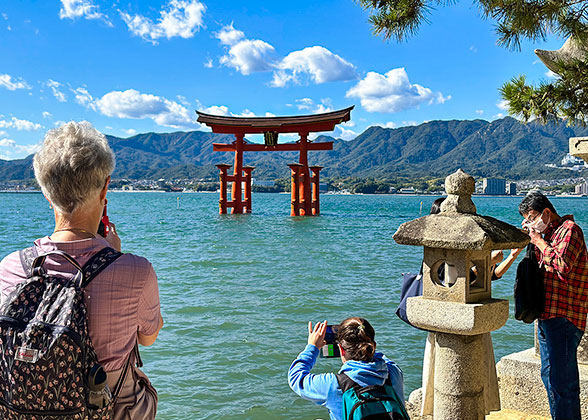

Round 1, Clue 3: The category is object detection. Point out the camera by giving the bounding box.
[320,324,341,358]
[97,199,109,237]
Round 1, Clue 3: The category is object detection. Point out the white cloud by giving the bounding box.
[42,111,53,119]
[59,0,110,24]
[199,104,275,118]
[0,138,41,159]
[496,99,509,110]
[121,0,205,44]
[376,122,397,129]
[1,13,7,20]
[546,70,559,79]
[72,87,95,109]
[176,95,190,106]
[475,110,484,115]
[0,74,31,91]
[345,68,449,113]
[375,121,419,129]
[219,39,275,75]
[215,24,244,46]
[124,128,137,136]
[95,89,200,129]
[47,79,67,102]
[201,105,230,116]
[295,98,334,114]
[0,117,42,131]
[215,25,356,87]
[216,24,276,75]
[334,126,356,140]
[204,58,213,68]
[295,98,314,110]
[469,45,477,53]
[272,46,357,87]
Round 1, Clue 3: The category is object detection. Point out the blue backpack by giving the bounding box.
[336,373,410,420]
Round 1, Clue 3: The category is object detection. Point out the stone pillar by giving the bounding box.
[434,333,484,420]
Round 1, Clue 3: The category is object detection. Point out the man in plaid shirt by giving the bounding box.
[519,192,588,420]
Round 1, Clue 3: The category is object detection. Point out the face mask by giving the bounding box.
[530,210,549,233]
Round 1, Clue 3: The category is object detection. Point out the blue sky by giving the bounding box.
[0,0,564,159]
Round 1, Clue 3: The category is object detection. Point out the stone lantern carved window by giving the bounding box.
[393,169,529,305]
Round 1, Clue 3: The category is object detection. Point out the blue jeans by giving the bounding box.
[537,317,584,420]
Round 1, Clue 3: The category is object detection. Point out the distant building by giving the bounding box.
[507,182,517,195]
[483,178,506,195]
[561,153,585,167]
[400,187,416,194]
[576,182,588,195]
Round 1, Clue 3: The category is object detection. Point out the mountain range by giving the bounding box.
[2,117,588,181]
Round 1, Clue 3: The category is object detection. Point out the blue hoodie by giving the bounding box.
[288,344,405,420]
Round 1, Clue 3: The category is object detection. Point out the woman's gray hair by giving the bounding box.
[33,121,115,214]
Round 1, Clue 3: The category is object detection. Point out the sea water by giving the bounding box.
[1,192,587,419]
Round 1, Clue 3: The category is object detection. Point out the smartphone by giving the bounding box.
[97,199,110,237]
[319,324,340,358]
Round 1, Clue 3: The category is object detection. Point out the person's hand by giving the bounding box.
[308,320,327,349]
[510,248,523,259]
[491,250,504,265]
[104,222,121,251]
[528,228,542,245]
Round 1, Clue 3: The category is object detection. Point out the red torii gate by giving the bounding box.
[196,106,353,216]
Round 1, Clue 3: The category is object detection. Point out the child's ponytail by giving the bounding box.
[336,317,376,362]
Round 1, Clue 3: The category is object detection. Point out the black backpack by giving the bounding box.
[0,246,126,420]
[336,373,410,420]
[514,243,545,323]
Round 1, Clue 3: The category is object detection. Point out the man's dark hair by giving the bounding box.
[430,197,445,215]
[519,191,557,216]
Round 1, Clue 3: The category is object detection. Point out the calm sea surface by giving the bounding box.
[1,192,587,419]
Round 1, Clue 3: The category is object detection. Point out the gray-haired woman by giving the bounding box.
[0,121,163,420]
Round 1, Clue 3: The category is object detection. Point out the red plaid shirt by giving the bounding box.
[535,215,588,330]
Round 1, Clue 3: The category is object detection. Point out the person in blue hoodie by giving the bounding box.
[288,317,405,420]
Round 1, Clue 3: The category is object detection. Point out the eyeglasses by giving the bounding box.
[524,211,542,224]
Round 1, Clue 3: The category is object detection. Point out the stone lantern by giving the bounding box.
[393,169,529,420]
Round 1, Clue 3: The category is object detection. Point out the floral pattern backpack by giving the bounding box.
[0,247,125,420]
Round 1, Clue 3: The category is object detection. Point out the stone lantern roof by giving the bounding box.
[393,169,529,251]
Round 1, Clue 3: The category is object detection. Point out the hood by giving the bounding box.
[338,352,388,387]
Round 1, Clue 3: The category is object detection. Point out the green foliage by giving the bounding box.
[501,56,588,125]
[358,0,453,41]
[359,0,588,49]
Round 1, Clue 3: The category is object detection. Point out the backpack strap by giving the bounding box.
[81,247,122,288]
[111,341,138,404]
[19,246,39,278]
[336,372,360,393]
